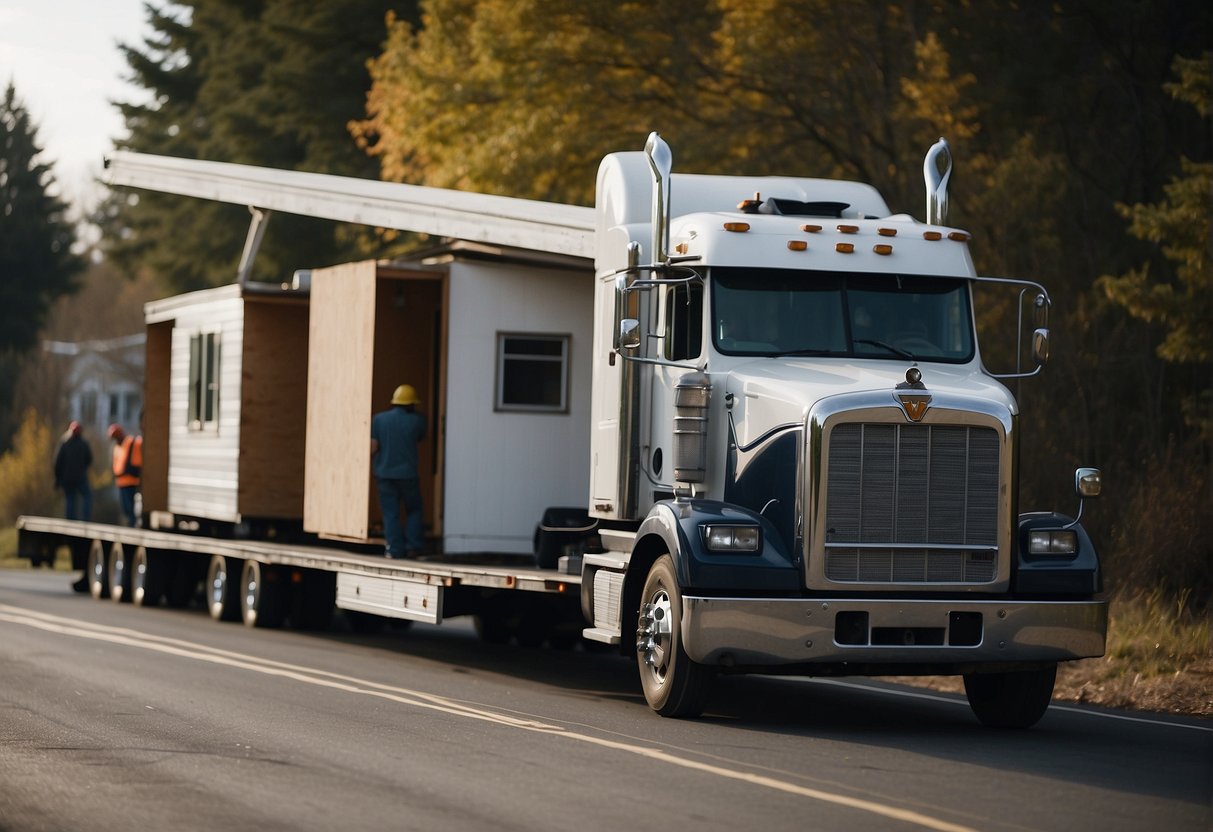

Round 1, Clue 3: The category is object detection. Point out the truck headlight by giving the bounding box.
[703,524,761,553]
[1028,530,1078,556]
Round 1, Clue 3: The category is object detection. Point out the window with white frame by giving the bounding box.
[495,333,569,413]
[188,331,220,430]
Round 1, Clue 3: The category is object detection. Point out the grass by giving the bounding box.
[1086,589,1210,682]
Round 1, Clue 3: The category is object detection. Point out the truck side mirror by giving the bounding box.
[1075,467,1101,498]
[1032,328,1050,365]
[619,318,642,351]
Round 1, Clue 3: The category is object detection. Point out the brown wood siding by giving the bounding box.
[142,321,173,515]
[237,296,309,519]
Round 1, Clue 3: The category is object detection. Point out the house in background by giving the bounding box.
[44,333,146,442]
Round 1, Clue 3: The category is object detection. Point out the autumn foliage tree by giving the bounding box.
[353,0,1211,603]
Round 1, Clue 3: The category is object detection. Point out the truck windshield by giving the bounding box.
[711,267,974,362]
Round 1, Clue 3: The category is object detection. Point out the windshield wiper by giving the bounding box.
[780,348,834,357]
[854,339,915,360]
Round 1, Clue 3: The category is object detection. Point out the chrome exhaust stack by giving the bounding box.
[924,137,952,226]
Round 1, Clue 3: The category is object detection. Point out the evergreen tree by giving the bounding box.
[101,0,419,293]
[0,83,83,353]
[0,82,84,450]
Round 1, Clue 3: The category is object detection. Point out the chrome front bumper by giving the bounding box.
[681,596,1107,667]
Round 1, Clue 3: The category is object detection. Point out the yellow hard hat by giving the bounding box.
[390,384,419,406]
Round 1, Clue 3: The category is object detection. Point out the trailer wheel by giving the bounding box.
[87,540,109,600]
[963,664,1057,729]
[132,547,165,607]
[636,555,711,718]
[240,559,285,629]
[206,555,244,622]
[106,542,133,603]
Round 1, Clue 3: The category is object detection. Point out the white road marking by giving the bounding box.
[1,603,976,832]
[802,677,1213,733]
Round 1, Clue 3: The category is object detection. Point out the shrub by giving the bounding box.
[0,408,59,524]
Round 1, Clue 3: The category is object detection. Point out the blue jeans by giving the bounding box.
[118,486,139,527]
[376,477,424,555]
[63,483,92,521]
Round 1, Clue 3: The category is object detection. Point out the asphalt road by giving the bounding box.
[1,568,1209,832]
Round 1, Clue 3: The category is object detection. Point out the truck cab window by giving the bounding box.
[664,280,703,361]
[711,268,972,362]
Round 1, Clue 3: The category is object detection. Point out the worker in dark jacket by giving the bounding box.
[54,421,93,521]
[371,384,426,558]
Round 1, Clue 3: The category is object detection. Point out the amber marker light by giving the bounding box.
[948,231,971,242]
[873,244,893,255]
[788,240,808,251]
[723,222,751,232]
[836,243,855,253]
[878,227,897,237]
[837,224,858,234]
[801,223,822,233]
[675,242,688,254]
[923,231,943,241]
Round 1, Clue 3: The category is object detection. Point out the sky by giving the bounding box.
[0,0,151,218]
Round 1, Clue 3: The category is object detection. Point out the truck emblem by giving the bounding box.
[895,392,931,422]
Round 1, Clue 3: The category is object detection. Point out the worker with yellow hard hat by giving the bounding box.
[370,384,426,558]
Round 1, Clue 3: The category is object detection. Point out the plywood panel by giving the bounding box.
[304,261,377,537]
[238,297,309,519]
[142,321,173,515]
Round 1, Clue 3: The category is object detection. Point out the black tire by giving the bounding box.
[86,540,108,600]
[636,555,711,717]
[205,555,244,622]
[107,542,133,603]
[131,546,165,607]
[240,559,285,629]
[964,664,1058,729]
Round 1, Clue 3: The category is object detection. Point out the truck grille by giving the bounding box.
[824,423,999,584]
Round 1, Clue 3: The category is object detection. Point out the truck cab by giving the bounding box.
[583,135,1106,726]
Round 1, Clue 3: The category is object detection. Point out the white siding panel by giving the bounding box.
[443,261,593,553]
[166,293,244,522]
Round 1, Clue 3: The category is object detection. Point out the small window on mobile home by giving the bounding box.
[188,331,220,430]
[496,333,569,413]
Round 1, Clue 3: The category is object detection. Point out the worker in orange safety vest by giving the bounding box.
[108,424,142,526]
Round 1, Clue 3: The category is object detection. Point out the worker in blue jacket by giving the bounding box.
[370,384,427,558]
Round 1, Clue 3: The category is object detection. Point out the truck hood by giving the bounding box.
[719,358,1017,449]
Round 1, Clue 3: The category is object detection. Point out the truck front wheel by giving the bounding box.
[963,664,1057,729]
[636,555,710,718]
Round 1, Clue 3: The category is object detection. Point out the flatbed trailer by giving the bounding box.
[17,516,583,644]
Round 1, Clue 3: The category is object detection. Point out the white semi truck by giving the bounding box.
[19,134,1106,728]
